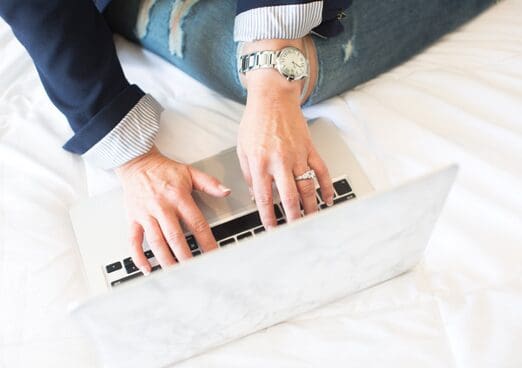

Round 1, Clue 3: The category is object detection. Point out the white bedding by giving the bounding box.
[1,1,521,367]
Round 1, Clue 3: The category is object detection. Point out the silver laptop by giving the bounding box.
[69,118,457,368]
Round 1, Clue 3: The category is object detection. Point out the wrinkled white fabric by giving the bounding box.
[1,0,521,367]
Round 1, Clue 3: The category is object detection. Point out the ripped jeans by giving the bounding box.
[105,0,494,106]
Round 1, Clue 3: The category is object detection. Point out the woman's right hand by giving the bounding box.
[115,146,231,274]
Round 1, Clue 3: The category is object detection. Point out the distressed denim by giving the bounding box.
[105,0,495,106]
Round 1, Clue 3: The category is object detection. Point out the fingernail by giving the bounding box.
[326,198,334,207]
[142,268,151,276]
[219,184,231,193]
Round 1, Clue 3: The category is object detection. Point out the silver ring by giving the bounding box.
[294,169,316,181]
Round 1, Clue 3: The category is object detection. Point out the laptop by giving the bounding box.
[69,118,457,368]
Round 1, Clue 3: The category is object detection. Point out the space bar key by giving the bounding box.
[211,211,262,241]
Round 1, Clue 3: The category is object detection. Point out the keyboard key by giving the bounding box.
[333,179,352,196]
[237,231,253,240]
[334,193,355,204]
[319,193,356,210]
[192,250,201,256]
[124,261,139,274]
[211,211,262,241]
[317,187,337,200]
[315,193,322,205]
[123,257,133,265]
[277,219,286,225]
[186,235,199,251]
[111,271,144,287]
[253,226,265,234]
[105,262,122,274]
[111,263,163,287]
[274,204,284,219]
[144,250,154,259]
[334,193,356,204]
[219,238,236,247]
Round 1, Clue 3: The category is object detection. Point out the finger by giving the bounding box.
[251,171,277,229]
[155,207,193,262]
[190,167,231,197]
[274,166,301,222]
[129,222,151,275]
[308,150,334,206]
[237,148,253,196]
[294,165,318,215]
[142,217,177,268]
[177,196,218,253]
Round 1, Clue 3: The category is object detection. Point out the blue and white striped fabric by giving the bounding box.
[82,94,163,170]
[234,1,323,41]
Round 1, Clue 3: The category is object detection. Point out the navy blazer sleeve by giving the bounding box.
[0,0,145,155]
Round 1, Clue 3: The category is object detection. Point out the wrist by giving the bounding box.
[239,37,314,104]
[245,69,302,101]
[115,146,158,178]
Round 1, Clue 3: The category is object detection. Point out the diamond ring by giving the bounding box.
[294,169,316,181]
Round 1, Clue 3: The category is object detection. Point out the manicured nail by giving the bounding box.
[326,197,334,207]
[219,184,231,193]
[142,268,151,276]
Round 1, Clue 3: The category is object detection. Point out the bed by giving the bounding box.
[1,0,521,366]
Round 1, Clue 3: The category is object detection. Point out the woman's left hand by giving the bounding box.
[237,69,335,229]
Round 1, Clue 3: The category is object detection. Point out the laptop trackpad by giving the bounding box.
[191,148,255,226]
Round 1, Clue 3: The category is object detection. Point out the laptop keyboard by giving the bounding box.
[105,177,356,288]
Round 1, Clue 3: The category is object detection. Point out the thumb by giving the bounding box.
[189,167,231,197]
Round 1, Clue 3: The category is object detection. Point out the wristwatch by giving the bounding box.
[237,45,310,101]
[238,46,309,81]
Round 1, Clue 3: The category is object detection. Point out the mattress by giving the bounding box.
[1,0,521,367]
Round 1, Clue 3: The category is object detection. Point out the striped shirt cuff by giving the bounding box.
[234,2,323,42]
[82,94,163,170]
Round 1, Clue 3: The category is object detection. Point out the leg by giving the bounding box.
[305,0,496,106]
[105,0,246,103]
[104,0,496,107]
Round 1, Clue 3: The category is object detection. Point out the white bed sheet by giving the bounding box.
[1,1,521,367]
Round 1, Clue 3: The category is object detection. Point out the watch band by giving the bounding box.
[238,50,278,74]
[236,43,311,103]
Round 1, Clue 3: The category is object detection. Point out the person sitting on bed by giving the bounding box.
[0,0,493,274]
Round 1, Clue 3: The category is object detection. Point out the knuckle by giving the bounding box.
[164,230,185,245]
[256,194,273,206]
[191,217,210,234]
[151,203,170,217]
[299,182,316,197]
[129,232,142,245]
[251,151,270,167]
[319,164,331,178]
[148,234,165,248]
[280,193,299,204]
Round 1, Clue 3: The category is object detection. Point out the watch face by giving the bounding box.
[276,47,308,80]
